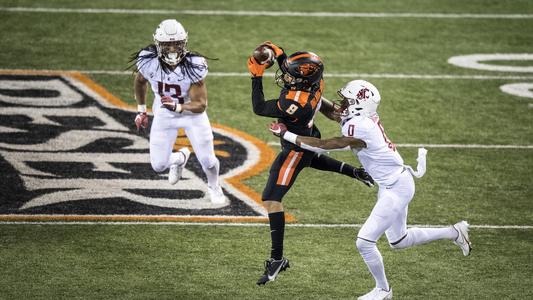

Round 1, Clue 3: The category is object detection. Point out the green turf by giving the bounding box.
[1,225,532,299]
[1,0,532,299]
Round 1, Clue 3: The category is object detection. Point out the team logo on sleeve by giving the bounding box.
[0,71,286,222]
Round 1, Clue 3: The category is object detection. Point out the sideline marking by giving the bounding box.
[0,221,532,230]
[1,7,532,19]
[267,141,533,149]
[3,69,533,80]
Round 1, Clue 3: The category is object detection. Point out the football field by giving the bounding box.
[1,1,532,299]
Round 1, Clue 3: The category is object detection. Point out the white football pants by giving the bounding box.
[149,110,219,177]
[356,170,457,291]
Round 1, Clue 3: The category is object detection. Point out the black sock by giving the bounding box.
[310,154,356,178]
[269,211,285,260]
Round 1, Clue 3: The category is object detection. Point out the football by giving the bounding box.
[253,45,275,67]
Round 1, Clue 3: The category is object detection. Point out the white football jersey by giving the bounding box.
[341,114,404,186]
[137,51,208,116]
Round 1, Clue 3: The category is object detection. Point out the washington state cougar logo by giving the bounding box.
[0,71,283,222]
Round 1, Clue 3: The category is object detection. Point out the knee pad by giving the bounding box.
[150,159,167,173]
[199,155,218,170]
[389,233,410,249]
[356,237,375,252]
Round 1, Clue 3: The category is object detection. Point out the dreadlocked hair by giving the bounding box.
[128,44,216,82]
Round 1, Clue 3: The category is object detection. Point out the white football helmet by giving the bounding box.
[337,80,381,119]
[153,19,188,66]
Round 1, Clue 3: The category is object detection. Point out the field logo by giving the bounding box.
[0,71,288,222]
[448,53,533,109]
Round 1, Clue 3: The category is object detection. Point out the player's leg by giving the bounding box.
[384,172,470,255]
[149,114,188,177]
[356,192,397,297]
[257,150,313,285]
[309,153,370,182]
[184,112,226,204]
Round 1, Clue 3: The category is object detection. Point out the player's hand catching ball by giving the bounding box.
[269,121,287,137]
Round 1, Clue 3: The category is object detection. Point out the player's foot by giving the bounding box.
[168,147,190,185]
[256,257,290,285]
[357,287,393,300]
[208,185,227,204]
[453,220,472,256]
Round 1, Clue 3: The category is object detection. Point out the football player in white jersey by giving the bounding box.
[131,19,227,205]
[270,80,471,300]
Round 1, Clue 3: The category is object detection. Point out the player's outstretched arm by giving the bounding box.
[269,122,366,153]
[294,135,366,153]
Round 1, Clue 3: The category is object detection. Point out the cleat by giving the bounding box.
[358,287,393,300]
[453,220,472,256]
[208,185,228,204]
[168,147,190,185]
[256,257,290,285]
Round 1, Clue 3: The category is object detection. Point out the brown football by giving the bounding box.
[253,45,275,67]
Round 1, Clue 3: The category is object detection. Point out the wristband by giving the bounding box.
[283,132,298,144]
[137,104,147,113]
[176,104,183,113]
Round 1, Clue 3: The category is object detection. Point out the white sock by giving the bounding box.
[204,159,220,189]
[392,227,457,249]
[356,239,389,291]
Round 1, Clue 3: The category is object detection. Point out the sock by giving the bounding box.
[269,211,285,260]
[356,238,389,291]
[310,154,356,178]
[391,227,458,249]
[204,159,220,189]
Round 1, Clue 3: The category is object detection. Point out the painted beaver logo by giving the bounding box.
[0,72,276,222]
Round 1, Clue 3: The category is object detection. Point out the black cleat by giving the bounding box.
[353,167,374,187]
[256,257,290,285]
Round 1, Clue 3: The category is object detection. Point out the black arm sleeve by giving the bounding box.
[251,77,284,118]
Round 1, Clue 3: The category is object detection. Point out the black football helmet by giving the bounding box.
[276,51,324,90]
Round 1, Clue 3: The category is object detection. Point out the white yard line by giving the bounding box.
[1,7,532,19]
[0,221,532,229]
[267,142,533,149]
[3,69,533,80]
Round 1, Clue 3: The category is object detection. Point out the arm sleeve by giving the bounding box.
[251,77,285,117]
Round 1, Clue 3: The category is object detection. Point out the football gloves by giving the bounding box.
[353,167,375,187]
[268,121,287,137]
[261,41,284,58]
[160,96,183,112]
[247,56,268,77]
[134,112,148,132]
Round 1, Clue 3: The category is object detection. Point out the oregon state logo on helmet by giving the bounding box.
[277,51,324,89]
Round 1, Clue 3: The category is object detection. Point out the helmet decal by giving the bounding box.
[356,88,373,101]
[297,63,319,76]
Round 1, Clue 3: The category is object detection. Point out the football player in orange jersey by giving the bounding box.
[248,42,374,285]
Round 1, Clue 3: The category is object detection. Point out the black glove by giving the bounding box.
[353,167,374,187]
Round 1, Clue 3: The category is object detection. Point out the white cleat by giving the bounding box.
[358,287,393,300]
[208,185,228,205]
[453,220,472,256]
[168,147,190,185]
